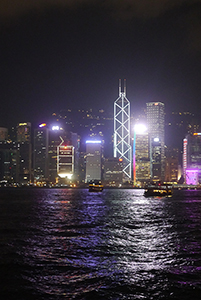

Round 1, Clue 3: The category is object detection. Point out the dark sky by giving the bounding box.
[1,0,201,127]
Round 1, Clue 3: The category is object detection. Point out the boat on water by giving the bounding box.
[88,180,104,192]
[144,184,173,197]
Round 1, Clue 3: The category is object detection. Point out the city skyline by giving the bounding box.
[1,1,201,127]
[1,100,201,186]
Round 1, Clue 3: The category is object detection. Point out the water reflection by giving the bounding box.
[1,188,201,299]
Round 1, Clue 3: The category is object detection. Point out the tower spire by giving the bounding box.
[124,79,126,95]
[119,79,121,96]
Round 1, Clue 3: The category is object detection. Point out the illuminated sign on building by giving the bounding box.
[18,123,28,126]
[52,125,60,131]
[86,140,101,144]
[39,123,46,128]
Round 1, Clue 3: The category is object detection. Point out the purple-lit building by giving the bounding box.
[183,133,201,184]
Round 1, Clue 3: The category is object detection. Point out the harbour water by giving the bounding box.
[0,188,201,299]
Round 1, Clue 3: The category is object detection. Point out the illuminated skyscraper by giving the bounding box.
[114,79,131,181]
[85,140,102,182]
[135,128,150,183]
[57,140,74,181]
[146,102,165,181]
[48,125,66,183]
[33,124,49,182]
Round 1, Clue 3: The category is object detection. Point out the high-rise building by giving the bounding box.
[17,122,32,184]
[183,133,201,184]
[33,124,49,183]
[134,125,150,184]
[0,141,19,183]
[57,141,74,181]
[103,157,123,187]
[48,125,66,183]
[146,102,165,181]
[114,79,131,181]
[85,140,102,182]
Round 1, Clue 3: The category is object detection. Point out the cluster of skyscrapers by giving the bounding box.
[0,81,201,187]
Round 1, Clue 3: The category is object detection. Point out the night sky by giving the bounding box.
[1,0,201,128]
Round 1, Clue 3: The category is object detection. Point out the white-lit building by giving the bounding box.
[48,125,66,183]
[114,79,131,181]
[85,140,102,182]
[57,143,74,180]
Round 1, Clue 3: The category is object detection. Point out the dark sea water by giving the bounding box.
[0,188,201,300]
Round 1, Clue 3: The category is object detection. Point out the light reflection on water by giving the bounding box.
[0,188,201,299]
